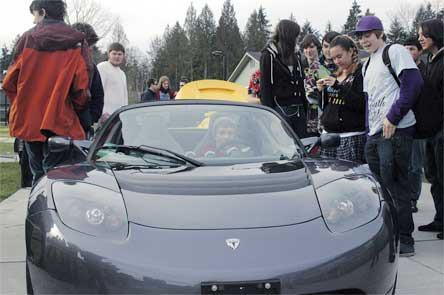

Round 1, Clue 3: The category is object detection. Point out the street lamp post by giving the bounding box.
[211,50,226,80]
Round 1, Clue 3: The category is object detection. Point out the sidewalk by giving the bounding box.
[0,185,443,294]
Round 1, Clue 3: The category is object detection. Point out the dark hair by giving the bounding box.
[29,0,66,21]
[108,42,125,53]
[72,23,99,46]
[180,77,189,83]
[301,34,322,53]
[330,35,360,74]
[147,78,156,88]
[322,31,341,44]
[272,20,300,60]
[356,30,387,42]
[420,19,444,49]
[403,37,422,50]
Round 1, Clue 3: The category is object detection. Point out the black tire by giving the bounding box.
[392,273,398,295]
[26,262,34,295]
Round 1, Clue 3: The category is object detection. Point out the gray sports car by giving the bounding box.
[25,101,399,294]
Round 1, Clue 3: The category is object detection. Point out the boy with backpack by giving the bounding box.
[355,16,424,257]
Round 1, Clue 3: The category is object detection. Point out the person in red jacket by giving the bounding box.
[2,0,91,185]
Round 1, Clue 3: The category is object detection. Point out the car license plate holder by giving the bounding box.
[201,279,280,294]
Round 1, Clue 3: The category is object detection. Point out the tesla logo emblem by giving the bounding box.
[226,238,240,250]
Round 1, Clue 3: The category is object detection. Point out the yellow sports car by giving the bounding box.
[176,80,260,128]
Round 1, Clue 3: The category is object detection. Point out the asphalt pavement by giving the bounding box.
[0,184,443,294]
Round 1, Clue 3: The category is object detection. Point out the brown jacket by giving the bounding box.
[2,19,91,142]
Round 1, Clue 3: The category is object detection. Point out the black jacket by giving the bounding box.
[260,42,306,110]
[415,48,443,138]
[77,64,104,131]
[320,64,366,133]
[141,89,157,102]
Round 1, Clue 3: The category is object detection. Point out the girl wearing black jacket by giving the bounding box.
[316,35,366,163]
[260,20,307,138]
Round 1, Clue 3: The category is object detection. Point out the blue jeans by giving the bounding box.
[25,141,68,186]
[365,133,414,245]
[409,139,425,201]
[424,130,443,228]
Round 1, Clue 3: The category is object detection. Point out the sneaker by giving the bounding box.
[438,232,443,240]
[400,243,415,257]
[411,200,418,213]
[418,221,442,232]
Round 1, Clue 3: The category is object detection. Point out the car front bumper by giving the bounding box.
[26,202,397,294]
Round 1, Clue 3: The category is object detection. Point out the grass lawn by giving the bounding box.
[0,162,21,201]
[0,142,14,155]
[0,126,10,137]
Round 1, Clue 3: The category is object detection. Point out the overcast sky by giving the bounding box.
[0,0,438,51]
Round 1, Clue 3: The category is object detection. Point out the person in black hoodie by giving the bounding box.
[316,35,366,163]
[260,20,307,138]
[416,19,444,239]
[72,22,104,139]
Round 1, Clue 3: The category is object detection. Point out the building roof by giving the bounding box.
[228,51,261,82]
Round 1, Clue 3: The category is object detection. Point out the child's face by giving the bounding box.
[304,43,319,62]
[108,50,125,66]
[358,31,382,53]
[215,126,236,148]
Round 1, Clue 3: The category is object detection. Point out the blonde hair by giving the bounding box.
[158,76,170,88]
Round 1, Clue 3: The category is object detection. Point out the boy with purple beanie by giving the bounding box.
[355,16,423,256]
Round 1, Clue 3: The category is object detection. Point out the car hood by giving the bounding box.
[113,159,323,230]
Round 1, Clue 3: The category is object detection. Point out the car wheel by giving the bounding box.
[26,261,34,295]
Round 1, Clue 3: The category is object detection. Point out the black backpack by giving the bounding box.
[364,44,426,138]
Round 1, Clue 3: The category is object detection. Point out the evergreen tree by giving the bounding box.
[0,45,12,73]
[298,20,320,44]
[289,13,296,22]
[437,7,444,22]
[195,4,217,79]
[324,21,333,35]
[257,6,271,45]
[343,0,362,34]
[149,23,189,88]
[215,0,244,79]
[243,7,270,52]
[364,8,374,16]
[411,3,436,35]
[387,17,408,44]
[243,10,259,50]
[184,2,198,80]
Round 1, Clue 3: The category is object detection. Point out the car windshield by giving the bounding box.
[93,104,302,166]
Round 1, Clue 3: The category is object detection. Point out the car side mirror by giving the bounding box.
[48,136,72,153]
[320,133,340,148]
[301,134,341,156]
[48,136,92,157]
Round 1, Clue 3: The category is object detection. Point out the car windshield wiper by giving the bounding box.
[107,162,166,171]
[97,144,204,167]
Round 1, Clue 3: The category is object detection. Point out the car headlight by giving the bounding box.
[52,182,128,239]
[316,176,381,233]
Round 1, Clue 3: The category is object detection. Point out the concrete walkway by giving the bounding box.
[0,185,443,294]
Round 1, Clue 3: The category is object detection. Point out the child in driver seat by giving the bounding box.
[196,116,253,157]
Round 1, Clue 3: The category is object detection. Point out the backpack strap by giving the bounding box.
[382,44,401,87]
[364,57,371,76]
[363,44,401,88]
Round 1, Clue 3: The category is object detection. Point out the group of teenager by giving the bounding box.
[140,77,189,102]
[258,16,443,255]
[2,0,443,257]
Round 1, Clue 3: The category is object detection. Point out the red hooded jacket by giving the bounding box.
[2,19,92,142]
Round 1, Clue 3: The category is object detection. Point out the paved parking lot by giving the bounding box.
[1,184,443,294]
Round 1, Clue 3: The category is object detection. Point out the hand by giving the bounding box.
[383,118,397,139]
[322,76,337,87]
[316,79,326,91]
